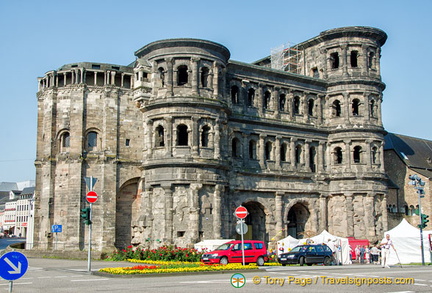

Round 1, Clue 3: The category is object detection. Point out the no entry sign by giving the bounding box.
[234,206,248,219]
[86,191,98,203]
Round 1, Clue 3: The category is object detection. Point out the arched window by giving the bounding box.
[370,100,376,118]
[177,65,188,86]
[280,143,287,162]
[293,96,300,115]
[177,124,188,146]
[201,67,210,87]
[61,132,70,148]
[265,141,272,160]
[309,146,316,172]
[86,131,98,150]
[334,147,343,164]
[368,52,375,69]
[249,140,257,160]
[352,99,360,116]
[247,89,255,107]
[332,100,341,117]
[295,144,302,165]
[158,67,165,86]
[308,99,314,116]
[353,146,362,163]
[371,146,378,164]
[231,86,239,104]
[330,52,339,69]
[350,51,358,67]
[201,125,210,147]
[264,91,271,110]
[279,94,286,112]
[156,125,165,147]
[232,138,241,158]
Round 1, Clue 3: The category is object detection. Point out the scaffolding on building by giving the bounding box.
[270,43,302,74]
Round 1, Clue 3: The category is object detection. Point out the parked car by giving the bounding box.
[201,240,268,265]
[278,244,333,266]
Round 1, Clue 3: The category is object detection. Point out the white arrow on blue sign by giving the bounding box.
[0,251,28,281]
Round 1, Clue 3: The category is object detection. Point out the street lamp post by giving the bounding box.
[408,174,426,266]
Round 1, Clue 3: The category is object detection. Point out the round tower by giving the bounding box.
[133,39,231,246]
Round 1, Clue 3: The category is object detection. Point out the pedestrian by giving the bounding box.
[355,245,360,263]
[380,234,395,268]
[370,245,379,264]
[359,245,365,264]
[326,239,336,265]
[365,246,370,264]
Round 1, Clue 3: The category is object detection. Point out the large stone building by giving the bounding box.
[34,26,389,252]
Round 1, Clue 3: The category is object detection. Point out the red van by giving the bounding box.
[201,240,268,265]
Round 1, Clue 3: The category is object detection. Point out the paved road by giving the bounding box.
[0,258,431,292]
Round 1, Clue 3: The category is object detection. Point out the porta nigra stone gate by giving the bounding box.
[34,26,389,252]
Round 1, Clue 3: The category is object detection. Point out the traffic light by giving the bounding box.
[421,213,429,228]
[80,207,92,225]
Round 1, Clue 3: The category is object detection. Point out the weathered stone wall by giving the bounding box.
[34,27,390,252]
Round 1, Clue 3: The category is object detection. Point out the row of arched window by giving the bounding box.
[231,85,378,119]
[154,124,212,148]
[59,131,99,152]
[155,64,212,88]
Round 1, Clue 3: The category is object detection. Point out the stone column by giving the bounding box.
[164,185,173,244]
[379,142,385,172]
[364,194,375,238]
[214,122,221,160]
[257,85,263,115]
[318,142,325,172]
[191,116,199,156]
[242,133,249,163]
[273,88,280,118]
[213,185,222,238]
[191,58,199,95]
[381,194,388,232]
[93,72,97,86]
[165,117,173,157]
[275,136,281,170]
[345,194,354,237]
[166,58,174,96]
[290,138,296,170]
[344,139,351,171]
[189,183,202,243]
[341,46,348,77]
[145,120,153,158]
[304,141,311,172]
[319,194,328,232]
[275,192,284,238]
[212,62,219,98]
[259,134,265,168]
[365,139,372,167]
[317,95,323,124]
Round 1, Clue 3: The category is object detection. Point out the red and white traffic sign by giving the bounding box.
[86,191,98,203]
[234,206,248,219]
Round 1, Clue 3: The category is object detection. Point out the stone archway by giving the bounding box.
[115,178,140,249]
[287,203,310,239]
[242,202,268,243]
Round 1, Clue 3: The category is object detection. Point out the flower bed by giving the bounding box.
[100,261,259,275]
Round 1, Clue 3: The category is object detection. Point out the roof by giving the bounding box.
[384,133,432,178]
[0,182,18,191]
[20,187,35,196]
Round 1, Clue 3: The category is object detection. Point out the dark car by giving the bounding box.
[278,244,333,266]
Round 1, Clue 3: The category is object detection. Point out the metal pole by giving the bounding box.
[88,203,92,272]
[8,281,12,293]
[240,219,245,266]
[418,194,425,266]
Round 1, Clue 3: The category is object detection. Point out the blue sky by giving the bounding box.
[1,0,431,182]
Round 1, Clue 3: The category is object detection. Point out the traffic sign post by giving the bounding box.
[84,176,98,272]
[0,251,28,292]
[234,206,248,266]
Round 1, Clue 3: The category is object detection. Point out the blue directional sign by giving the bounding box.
[52,224,63,233]
[0,251,28,281]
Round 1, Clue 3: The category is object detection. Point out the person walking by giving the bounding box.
[370,245,379,264]
[359,245,365,264]
[380,234,395,268]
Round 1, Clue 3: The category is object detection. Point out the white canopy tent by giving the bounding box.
[383,219,432,265]
[277,230,352,264]
[194,239,233,252]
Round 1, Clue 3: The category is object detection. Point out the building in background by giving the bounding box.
[384,133,432,229]
[34,26,389,253]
